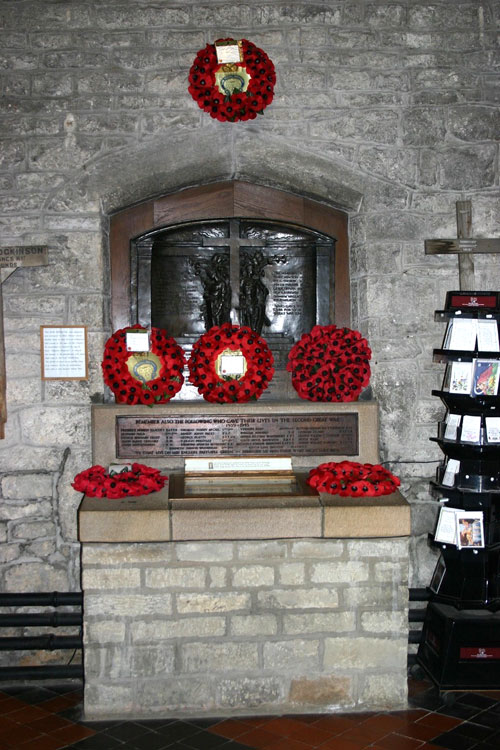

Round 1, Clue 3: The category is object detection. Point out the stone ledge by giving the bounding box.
[78,487,410,542]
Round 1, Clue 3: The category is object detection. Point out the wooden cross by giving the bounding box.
[425,200,500,290]
[0,246,48,438]
[202,219,265,324]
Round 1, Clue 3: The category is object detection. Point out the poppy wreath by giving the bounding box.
[188,323,274,403]
[72,463,168,499]
[188,38,276,122]
[287,324,371,402]
[307,460,400,498]
[101,325,185,405]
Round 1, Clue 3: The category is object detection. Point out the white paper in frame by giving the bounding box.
[447,318,477,350]
[435,506,459,545]
[449,361,474,394]
[477,318,500,352]
[40,325,88,380]
[486,417,500,443]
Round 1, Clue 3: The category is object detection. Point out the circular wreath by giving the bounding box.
[102,325,185,405]
[287,324,371,402]
[72,463,168,499]
[307,461,400,498]
[188,38,276,122]
[188,323,274,403]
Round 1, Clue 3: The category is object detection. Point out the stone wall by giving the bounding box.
[0,0,499,667]
[82,538,409,717]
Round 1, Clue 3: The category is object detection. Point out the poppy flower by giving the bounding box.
[72,463,168,499]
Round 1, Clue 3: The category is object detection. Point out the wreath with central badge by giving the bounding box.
[101,325,185,405]
[188,38,276,122]
[307,461,400,498]
[188,323,274,403]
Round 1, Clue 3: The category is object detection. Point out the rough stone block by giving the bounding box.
[131,616,225,642]
[176,542,234,562]
[258,588,339,611]
[290,540,344,558]
[278,562,305,585]
[176,592,251,614]
[230,615,278,637]
[360,611,407,633]
[237,541,286,560]
[283,611,356,635]
[85,593,172,617]
[182,642,258,673]
[231,565,275,588]
[310,562,370,584]
[145,567,206,589]
[263,639,320,671]
[82,568,141,591]
[218,677,284,709]
[82,543,173,565]
[289,675,353,708]
[208,566,227,588]
[324,637,407,670]
[86,621,126,644]
[1,473,53,501]
[359,672,407,709]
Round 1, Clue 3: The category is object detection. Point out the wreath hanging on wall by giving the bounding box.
[102,325,185,405]
[287,324,371,402]
[188,323,274,403]
[188,38,276,122]
[73,463,168,499]
[307,461,400,498]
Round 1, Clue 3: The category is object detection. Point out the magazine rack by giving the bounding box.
[417,291,500,695]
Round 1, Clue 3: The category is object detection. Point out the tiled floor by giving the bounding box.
[1,677,500,749]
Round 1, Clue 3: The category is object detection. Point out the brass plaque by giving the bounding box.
[116,413,358,459]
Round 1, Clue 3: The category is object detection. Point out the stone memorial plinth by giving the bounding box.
[79,400,411,718]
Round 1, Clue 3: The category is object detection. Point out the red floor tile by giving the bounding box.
[0,696,30,715]
[370,732,425,750]
[6,704,51,723]
[12,736,69,750]
[396,721,441,742]
[264,738,314,750]
[27,713,73,733]
[209,718,256,739]
[38,695,79,713]
[1,723,44,746]
[317,736,368,750]
[260,717,314,736]
[235,726,283,748]
[310,716,359,734]
[415,711,463,731]
[49,723,95,744]
[287,723,338,745]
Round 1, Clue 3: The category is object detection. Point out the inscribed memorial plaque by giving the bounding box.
[116,413,358,459]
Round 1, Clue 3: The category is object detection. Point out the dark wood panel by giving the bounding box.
[234,182,305,223]
[110,201,154,330]
[153,182,235,226]
[110,181,350,330]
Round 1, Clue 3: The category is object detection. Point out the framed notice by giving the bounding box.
[40,326,88,380]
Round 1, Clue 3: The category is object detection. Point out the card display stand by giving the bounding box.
[417,292,500,697]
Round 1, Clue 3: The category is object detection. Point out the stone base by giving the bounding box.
[81,537,409,719]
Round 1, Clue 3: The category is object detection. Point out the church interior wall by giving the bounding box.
[0,1,498,670]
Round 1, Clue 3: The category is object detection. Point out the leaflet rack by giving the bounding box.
[417,291,500,696]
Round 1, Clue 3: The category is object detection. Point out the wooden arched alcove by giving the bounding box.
[109,181,349,332]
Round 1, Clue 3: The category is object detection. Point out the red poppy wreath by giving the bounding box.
[307,461,400,498]
[188,323,274,403]
[188,38,276,122]
[102,325,185,405]
[287,324,371,402]
[72,463,168,499]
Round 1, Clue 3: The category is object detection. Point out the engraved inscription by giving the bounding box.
[116,414,358,458]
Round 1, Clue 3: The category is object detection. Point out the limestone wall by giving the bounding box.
[0,1,499,662]
[82,538,409,716]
